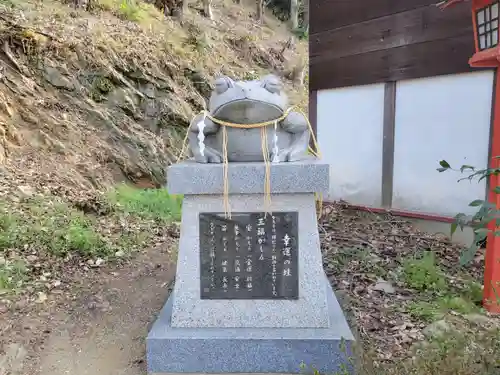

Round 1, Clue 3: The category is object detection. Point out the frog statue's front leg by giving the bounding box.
[270,111,311,162]
[187,113,223,163]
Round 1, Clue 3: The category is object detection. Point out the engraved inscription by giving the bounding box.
[199,212,299,299]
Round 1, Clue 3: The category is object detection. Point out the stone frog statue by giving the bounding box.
[187,74,311,163]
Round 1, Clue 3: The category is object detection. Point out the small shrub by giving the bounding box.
[402,251,447,293]
[243,70,260,81]
[88,75,114,102]
[292,26,309,40]
[117,0,142,21]
[0,260,28,291]
[436,159,500,265]
[93,76,114,93]
[95,0,159,22]
[95,0,114,11]
[0,211,19,249]
[462,279,483,305]
[186,33,210,53]
[107,184,182,222]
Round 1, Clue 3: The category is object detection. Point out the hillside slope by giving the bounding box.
[0,3,307,371]
[0,0,307,199]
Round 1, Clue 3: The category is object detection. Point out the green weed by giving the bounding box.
[0,185,181,260]
[461,279,483,305]
[302,325,500,375]
[0,259,28,292]
[407,296,478,323]
[292,26,309,40]
[0,0,18,8]
[107,184,182,222]
[331,247,387,278]
[406,327,500,375]
[186,33,210,53]
[117,0,142,21]
[402,251,447,293]
[0,211,19,249]
[243,70,261,81]
[96,0,159,22]
[441,295,478,314]
[402,251,480,321]
[407,300,444,322]
[0,200,111,258]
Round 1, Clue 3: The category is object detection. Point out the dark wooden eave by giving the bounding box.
[309,0,476,90]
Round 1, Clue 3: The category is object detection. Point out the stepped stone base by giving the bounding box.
[146,274,354,374]
[146,160,354,374]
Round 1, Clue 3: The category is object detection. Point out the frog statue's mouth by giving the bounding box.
[213,99,284,125]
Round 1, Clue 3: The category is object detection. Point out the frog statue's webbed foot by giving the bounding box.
[187,113,223,163]
[270,110,311,162]
[198,147,223,164]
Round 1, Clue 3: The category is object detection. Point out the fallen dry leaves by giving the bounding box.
[320,202,488,363]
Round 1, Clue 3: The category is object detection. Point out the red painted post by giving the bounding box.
[484,76,500,313]
[441,0,500,312]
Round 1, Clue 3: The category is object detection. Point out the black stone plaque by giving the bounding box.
[199,211,299,300]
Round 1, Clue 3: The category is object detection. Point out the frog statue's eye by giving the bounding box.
[214,76,234,94]
[261,75,282,94]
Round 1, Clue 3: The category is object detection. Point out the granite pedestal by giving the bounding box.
[146,160,354,374]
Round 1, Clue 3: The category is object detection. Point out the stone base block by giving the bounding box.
[146,275,354,374]
[166,160,329,195]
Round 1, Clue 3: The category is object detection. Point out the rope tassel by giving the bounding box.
[261,126,272,216]
[222,126,231,219]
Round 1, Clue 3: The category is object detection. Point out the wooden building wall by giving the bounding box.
[309,0,495,220]
[309,0,477,90]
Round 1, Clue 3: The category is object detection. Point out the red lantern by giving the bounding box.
[469,0,500,67]
[440,0,500,66]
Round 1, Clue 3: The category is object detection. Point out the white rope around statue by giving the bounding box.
[177,106,323,219]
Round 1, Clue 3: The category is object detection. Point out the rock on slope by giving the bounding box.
[0,0,307,199]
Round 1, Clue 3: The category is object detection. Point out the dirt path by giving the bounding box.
[2,248,175,375]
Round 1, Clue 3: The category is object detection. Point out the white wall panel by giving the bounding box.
[393,71,494,217]
[317,84,385,207]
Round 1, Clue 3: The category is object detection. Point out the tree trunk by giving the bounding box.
[290,0,299,30]
[302,0,309,32]
[256,0,264,22]
[73,0,89,9]
[203,0,213,19]
[171,0,186,18]
[182,0,189,14]
[296,63,306,86]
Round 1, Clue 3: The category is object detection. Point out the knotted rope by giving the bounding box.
[177,106,323,219]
